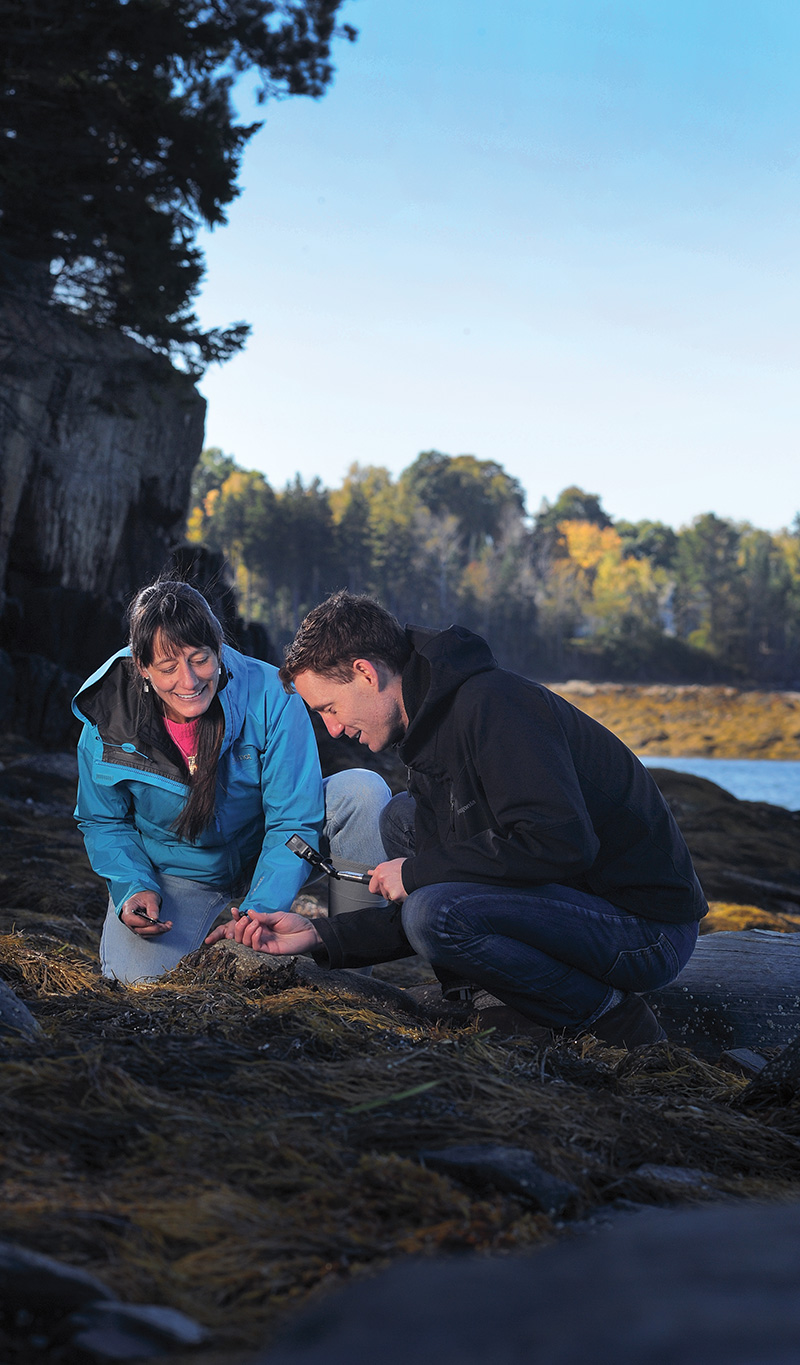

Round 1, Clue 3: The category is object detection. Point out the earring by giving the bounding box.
[143,678,150,693]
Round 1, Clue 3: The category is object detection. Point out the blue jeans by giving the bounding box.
[381,793,698,1030]
[100,768,392,984]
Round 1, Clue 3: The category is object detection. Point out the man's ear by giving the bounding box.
[351,658,382,687]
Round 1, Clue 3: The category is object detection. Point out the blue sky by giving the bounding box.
[196,0,799,531]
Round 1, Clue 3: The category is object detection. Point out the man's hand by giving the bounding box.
[120,890,172,935]
[205,908,322,956]
[368,858,408,902]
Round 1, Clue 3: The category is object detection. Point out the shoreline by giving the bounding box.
[549,683,800,761]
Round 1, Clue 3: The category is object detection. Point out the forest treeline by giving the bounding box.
[187,448,800,683]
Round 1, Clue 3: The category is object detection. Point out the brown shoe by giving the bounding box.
[474,1002,554,1044]
[587,994,666,1049]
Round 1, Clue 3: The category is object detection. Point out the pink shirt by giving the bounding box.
[163,717,200,775]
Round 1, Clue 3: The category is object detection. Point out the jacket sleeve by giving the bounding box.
[239,687,325,916]
[402,684,600,893]
[74,726,161,913]
[311,903,413,970]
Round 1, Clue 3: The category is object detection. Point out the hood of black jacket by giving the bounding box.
[399,624,497,761]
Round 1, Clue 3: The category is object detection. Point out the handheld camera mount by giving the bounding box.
[285,834,372,885]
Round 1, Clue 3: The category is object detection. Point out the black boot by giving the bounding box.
[588,994,666,1049]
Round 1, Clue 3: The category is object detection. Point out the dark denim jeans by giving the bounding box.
[381,793,698,1030]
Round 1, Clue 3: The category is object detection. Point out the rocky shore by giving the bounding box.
[1,734,800,1362]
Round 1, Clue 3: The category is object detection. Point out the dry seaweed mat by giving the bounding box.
[2,930,800,1362]
[2,786,800,1361]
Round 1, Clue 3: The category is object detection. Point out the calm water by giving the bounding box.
[639,756,800,811]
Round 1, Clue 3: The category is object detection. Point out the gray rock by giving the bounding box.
[720,1047,769,1077]
[738,1029,800,1106]
[418,1144,578,1216]
[64,1301,207,1360]
[258,1200,800,1365]
[0,979,43,1040]
[0,1240,113,1318]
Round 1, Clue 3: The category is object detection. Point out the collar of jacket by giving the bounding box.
[399,624,496,763]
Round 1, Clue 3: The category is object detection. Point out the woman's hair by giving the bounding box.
[127,580,225,843]
[128,580,224,666]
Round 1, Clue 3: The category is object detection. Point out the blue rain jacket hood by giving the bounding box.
[73,646,323,916]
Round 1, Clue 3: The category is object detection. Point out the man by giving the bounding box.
[220,591,707,1048]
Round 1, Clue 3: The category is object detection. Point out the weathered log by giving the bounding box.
[644,930,800,1058]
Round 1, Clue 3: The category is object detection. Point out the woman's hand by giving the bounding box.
[368,858,408,902]
[205,908,322,956]
[120,890,172,935]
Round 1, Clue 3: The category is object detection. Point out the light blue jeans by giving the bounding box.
[382,793,698,1030]
[99,768,392,984]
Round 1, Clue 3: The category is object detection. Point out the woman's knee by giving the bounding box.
[323,768,391,825]
[380,793,416,859]
[323,768,392,864]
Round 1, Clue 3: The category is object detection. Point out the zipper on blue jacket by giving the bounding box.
[113,743,150,761]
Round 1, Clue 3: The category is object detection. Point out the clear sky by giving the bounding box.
[195,0,800,532]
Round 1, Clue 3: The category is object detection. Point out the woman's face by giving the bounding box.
[141,633,220,723]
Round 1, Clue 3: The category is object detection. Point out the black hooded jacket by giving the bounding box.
[396,626,706,923]
[313,625,707,969]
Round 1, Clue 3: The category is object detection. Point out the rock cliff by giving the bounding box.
[0,282,206,741]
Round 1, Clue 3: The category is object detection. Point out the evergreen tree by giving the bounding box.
[0,0,355,370]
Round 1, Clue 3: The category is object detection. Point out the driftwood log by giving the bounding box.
[644,929,800,1058]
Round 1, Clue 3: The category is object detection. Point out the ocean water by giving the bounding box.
[639,756,800,811]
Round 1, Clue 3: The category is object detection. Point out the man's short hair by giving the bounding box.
[280,590,411,688]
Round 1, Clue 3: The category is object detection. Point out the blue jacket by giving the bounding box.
[73,646,323,916]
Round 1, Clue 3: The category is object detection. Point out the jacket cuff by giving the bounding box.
[306,904,414,971]
[401,860,419,894]
[310,917,345,969]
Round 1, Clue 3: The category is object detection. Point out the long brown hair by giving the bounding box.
[128,580,225,842]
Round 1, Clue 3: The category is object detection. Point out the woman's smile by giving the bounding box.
[144,635,220,722]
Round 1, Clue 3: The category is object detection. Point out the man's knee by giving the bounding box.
[401,885,450,961]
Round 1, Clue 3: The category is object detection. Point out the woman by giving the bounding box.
[73,580,390,984]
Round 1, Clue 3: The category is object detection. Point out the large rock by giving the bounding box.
[0,290,205,641]
[0,289,277,744]
[259,1200,800,1365]
[649,768,800,917]
[0,288,204,744]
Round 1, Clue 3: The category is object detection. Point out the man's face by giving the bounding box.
[293,662,407,753]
